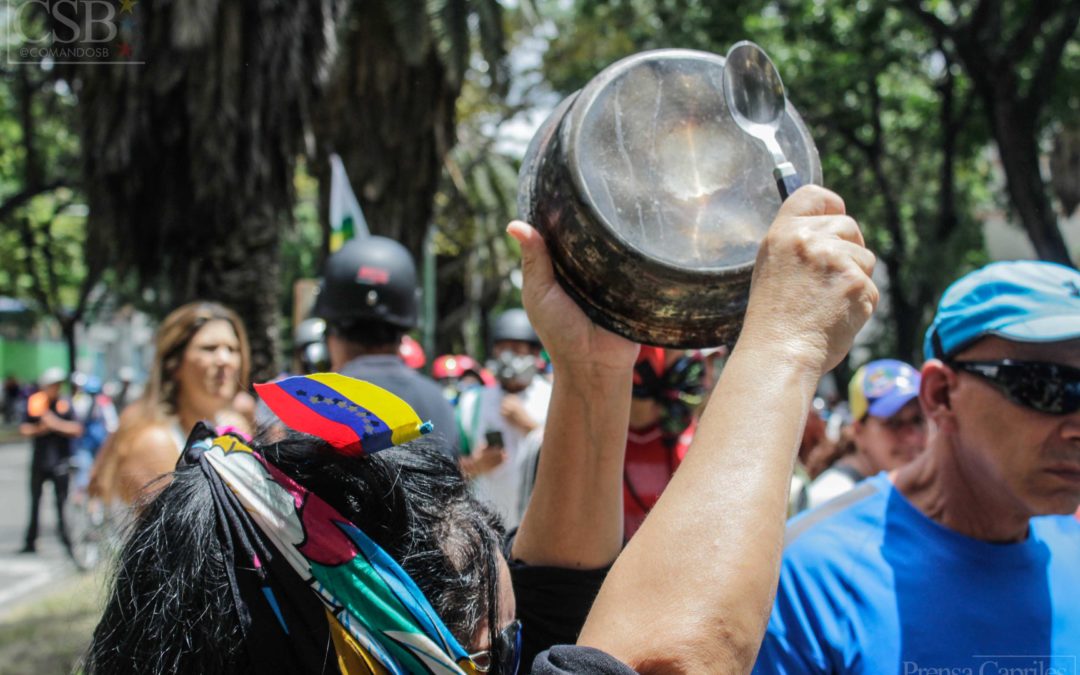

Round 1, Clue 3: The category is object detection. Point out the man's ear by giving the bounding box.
[849,416,866,447]
[920,360,956,432]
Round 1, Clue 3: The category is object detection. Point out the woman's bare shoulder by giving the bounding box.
[129,423,179,454]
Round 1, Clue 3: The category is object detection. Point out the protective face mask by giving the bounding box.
[493,350,537,388]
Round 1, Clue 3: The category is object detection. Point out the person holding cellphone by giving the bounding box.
[458,310,552,528]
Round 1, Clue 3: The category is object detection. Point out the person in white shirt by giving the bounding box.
[806,359,926,509]
[457,309,552,528]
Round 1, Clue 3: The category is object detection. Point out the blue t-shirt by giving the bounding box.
[754,472,1080,674]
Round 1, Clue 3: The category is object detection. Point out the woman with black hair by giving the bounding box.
[86,186,877,674]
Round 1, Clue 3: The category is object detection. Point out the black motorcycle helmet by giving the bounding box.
[490,308,540,346]
[314,236,418,329]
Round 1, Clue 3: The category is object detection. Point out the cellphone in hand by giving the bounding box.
[485,430,505,448]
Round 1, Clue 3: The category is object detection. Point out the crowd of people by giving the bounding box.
[10,184,1080,673]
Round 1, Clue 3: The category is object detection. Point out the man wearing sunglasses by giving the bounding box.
[756,260,1080,674]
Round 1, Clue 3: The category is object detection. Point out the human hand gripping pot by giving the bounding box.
[508,221,642,376]
[506,219,640,572]
[573,185,878,674]
[740,185,878,374]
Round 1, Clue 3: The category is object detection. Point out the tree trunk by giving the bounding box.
[887,270,920,363]
[61,318,77,376]
[936,66,959,260]
[67,0,334,383]
[991,95,1074,266]
[194,208,283,385]
[312,1,458,260]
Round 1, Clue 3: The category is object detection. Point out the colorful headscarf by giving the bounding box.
[180,375,484,675]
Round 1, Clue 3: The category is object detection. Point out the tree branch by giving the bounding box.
[967,0,994,35]
[822,117,874,156]
[1024,1,1080,110]
[865,75,906,251]
[932,55,960,254]
[957,91,978,124]
[894,0,995,97]
[894,0,954,46]
[73,257,104,322]
[14,216,54,316]
[40,201,74,315]
[15,67,43,189]
[1002,0,1057,68]
[0,181,68,222]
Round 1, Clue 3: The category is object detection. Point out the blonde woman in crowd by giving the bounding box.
[90,301,251,505]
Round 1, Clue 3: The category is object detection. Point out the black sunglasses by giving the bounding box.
[948,359,1080,415]
[470,619,522,674]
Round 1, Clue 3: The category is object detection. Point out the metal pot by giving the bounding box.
[518,48,821,348]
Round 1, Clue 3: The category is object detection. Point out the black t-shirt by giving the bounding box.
[339,355,459,457]
[506,536,637,674]
[24,392,75,472]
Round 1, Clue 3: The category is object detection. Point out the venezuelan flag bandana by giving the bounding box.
[254,373,434,455]
[179,376,483,675]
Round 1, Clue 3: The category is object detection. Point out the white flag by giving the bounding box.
[329,153,370,250]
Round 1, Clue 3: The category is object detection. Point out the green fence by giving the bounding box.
[0,338,69,381]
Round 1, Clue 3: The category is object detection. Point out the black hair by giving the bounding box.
[328,319,405,348]
[84,432,505,674]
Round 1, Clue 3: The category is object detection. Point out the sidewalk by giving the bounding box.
[0,437,106,673]
[0,439,80,620]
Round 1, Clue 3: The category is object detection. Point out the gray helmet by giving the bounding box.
[293,318,329,373]
[293,318,326,347]
[491,309,540,346]
[314,236,418,329]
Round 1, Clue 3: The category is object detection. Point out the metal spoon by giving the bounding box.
[722,41,803,200]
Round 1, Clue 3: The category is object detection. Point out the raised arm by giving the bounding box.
[21,411,83,438]
[508,220,639,570]
[576,186,878,673]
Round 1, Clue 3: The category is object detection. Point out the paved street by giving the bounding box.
[0,439,77,617]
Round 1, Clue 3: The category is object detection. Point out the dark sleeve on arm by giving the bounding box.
[505,533,610,669]
[530,645,637,675]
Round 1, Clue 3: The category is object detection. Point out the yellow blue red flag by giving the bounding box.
[254,374,432,455]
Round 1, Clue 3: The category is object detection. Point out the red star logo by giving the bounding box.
[117,42,133,58]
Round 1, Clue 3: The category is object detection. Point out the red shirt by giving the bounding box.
[623,419,696,540]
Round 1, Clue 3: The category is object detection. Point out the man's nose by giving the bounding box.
[1059,412,1080,445]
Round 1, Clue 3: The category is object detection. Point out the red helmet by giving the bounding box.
[477,367,496,387]
[433,354,481,380]
[398,335,426,370]
[632,346,666,387]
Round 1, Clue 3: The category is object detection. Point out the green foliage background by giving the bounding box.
[1,0,1077,367]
